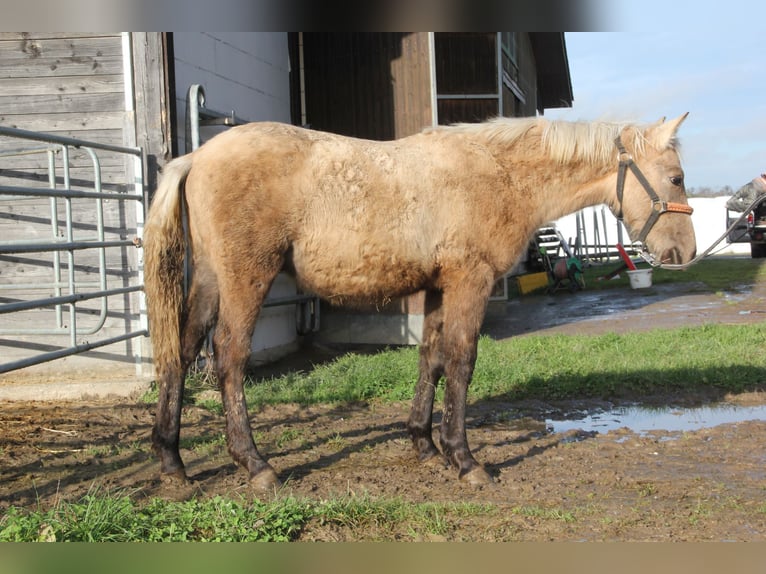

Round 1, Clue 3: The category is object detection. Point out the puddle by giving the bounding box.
[546,402,766,439]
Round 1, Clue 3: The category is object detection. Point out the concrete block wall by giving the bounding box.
[172,32,291,152]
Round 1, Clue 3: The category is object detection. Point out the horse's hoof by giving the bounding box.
[422,453,449,469]
[158,470,197,501]
[160,469,189,486]
[249,467,282,492]
[460,466,494,486]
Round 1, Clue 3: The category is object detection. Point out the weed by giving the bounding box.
[637,482,658,498]
[179,433,226,455]
[85,445,114,458]
[275,428,304,448]
[512,505,576,523]
[0,491,495,542]
[325,432,347,451]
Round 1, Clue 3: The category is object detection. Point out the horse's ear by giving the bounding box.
[648,113,689,149]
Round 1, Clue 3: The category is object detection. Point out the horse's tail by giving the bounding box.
[143,154,194,375]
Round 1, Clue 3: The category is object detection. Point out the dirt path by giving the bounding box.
[2,273,766,541]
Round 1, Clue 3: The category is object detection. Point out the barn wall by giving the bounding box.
[172,33,291,152]
[0,33,129,188]
[301,33,432,140]
[514,34,539,117]
[0,33,151,383]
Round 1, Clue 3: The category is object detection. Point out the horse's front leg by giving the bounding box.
[438,273,495,486]
[407,289,445,463]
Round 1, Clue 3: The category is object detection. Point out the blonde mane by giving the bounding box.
[433,116,675,166]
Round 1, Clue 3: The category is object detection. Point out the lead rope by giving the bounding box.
[641,194,766,270]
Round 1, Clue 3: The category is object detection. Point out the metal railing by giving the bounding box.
[0,126,147,374]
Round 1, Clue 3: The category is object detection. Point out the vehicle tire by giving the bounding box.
[750,242,765,258]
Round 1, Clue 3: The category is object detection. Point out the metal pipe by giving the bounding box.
[0,329,149,375]
[61,146,77,347]
[0,285,143,316]
[263,293,319,308]
[186,83,204,153]
[0,125,141,156]
[47,147,64,328]
[0,185,143,201]
[1,239,137,254]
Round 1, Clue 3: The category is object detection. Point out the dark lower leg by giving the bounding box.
[215,325,277,486]
[440,358,481,478]
[152,278,218,480]
[407,291,443,461]
[220,378,273,477]
[408,369,440,461]
[152,367,187,478]
[437,271,494,483]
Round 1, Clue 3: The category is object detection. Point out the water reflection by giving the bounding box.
[547,403,766,438]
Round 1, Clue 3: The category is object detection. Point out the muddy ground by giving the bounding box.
[2,266,766,541]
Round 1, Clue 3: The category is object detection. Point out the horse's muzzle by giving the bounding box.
[661,246,695,265]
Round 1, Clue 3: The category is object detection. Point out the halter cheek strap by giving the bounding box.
[614,136,694,245]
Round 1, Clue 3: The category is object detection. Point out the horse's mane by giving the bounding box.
[431,116,673,166]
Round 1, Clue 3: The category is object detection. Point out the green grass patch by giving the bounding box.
[469,324,766,400]
[0,491,494,542]
[141,322,766,410]
[242,346,420,407]
[218,323,766,408]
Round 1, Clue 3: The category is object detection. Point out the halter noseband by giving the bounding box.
[614,136,694,253]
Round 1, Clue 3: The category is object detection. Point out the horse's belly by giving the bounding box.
[289,243,431,306]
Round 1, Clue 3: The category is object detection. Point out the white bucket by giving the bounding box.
[627,268,653,289]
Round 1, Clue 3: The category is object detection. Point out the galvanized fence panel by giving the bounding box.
[0,126,147,375]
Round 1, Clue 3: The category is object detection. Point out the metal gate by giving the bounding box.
[0,126,147,375]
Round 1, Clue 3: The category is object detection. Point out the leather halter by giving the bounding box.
[614,136,694,246]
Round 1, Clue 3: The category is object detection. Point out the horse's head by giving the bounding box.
[613,113,696,266]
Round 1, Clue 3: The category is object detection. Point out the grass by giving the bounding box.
[190,323,764,409]
[0,490,497,542]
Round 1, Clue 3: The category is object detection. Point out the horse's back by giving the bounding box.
[181,122,499,305]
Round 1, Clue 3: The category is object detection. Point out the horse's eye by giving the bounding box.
[670,176,684,187]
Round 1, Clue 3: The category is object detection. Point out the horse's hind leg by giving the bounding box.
[213,265,282,490]
[152,263,219,482]
[407,289,445,463]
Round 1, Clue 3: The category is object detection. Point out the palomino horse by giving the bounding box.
[143,114,696,489]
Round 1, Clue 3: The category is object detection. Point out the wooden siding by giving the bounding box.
[515,33,538,117]
[0,33,147,379]
[434,33,497,95]
[0,33,128,190]
[301,33,432,140]
[437,99,500,125]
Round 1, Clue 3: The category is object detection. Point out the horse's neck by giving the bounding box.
[483,131,616,225]
[531,168,615,228]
